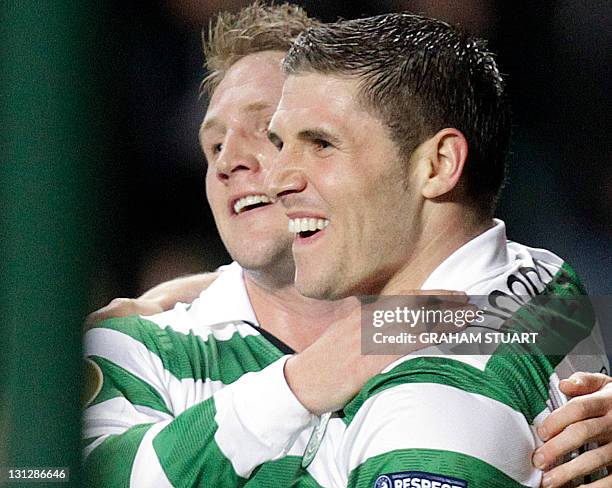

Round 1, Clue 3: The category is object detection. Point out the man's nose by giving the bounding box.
[215,132,260,181]
[265,156,307,202]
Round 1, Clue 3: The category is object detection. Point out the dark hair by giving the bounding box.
[202,2,321,97]
[283,13,511,215]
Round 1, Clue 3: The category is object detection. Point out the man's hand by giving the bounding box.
[533,372,612,487]
[285,291,471,416]
[85,272,220,326]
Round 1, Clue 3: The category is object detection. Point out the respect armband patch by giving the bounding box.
[374,471,468,488]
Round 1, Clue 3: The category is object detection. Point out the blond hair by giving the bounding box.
[201,2,321,96]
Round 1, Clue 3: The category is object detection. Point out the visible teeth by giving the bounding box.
[233,194,271,214]
[288,217,329,234]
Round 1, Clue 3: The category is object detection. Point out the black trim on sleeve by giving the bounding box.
[243,320,295,355]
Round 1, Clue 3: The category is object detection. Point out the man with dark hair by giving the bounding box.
[86,5,612,487]
[283,13,510,218]
[266,13,609,486]
[271,13,511,300]
[84,5,421,486]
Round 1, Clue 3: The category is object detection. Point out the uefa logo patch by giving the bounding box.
[374,475,393,488]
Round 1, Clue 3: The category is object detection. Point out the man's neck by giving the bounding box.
[382,211,494,294]
[244,270,356,353]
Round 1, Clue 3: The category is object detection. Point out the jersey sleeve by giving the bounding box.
[341,359,542,488]
[83,316,315,487]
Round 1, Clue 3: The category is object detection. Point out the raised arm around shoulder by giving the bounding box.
[85,272,220,325]
[139,271,220,308]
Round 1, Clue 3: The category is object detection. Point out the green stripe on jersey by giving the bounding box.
[153,395,248,487]
[91,316,285,385]
[289,470,326,488]
[348,448,529,487]
[153,401,319,487]
[492,262,594,363]
[88,355,171,415]
[84,423,153,488]
[246,456,314,487]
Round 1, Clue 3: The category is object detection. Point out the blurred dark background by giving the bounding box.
[92,0,611,306]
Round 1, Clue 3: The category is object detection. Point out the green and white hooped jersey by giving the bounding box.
[83,220,609,487]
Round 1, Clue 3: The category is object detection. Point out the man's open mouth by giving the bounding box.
[233,194,273,215]
[288,217,329,239]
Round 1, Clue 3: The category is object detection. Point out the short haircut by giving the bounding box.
[283,13,512,215]
[202,2,322,97]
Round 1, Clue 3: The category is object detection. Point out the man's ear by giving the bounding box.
[421,128,468,199]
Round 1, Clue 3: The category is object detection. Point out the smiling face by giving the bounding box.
[202,51,294,274]
[267,73,426,300]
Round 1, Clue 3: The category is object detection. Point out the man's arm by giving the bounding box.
[85,272,219,326]
[138,272,220,308]
[83,316,315,487]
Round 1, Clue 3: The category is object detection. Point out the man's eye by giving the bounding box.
[267,132,283,151]
[212,143,223,154]
[314,139,332,151]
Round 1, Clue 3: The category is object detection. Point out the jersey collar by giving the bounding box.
[421,219,511,292]
[194,261,259,327]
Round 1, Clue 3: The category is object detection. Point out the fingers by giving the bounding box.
[539,442,612,487]
[535,416,612,470]
[538,394,610,442]
[560,372,612,398]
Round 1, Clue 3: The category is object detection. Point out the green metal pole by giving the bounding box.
[1,2,102,486]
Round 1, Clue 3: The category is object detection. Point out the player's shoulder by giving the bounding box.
[84,314,183,366]
[343,356,498,424]
[503,240,584,293]
[340,356,540,487]
[85,314,159,342]
[343,353,552,428]
[85,310,261,361]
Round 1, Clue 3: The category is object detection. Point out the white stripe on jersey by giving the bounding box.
[144,305,261,341]
[85,327,225,414]
[214,357,315,478]
[339,382,541,487]
[84,397,169,440]
[130,420,174,488]
[382,354,491,374]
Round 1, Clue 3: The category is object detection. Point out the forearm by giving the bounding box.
[84,396,244,487]
[138,272,220,309]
